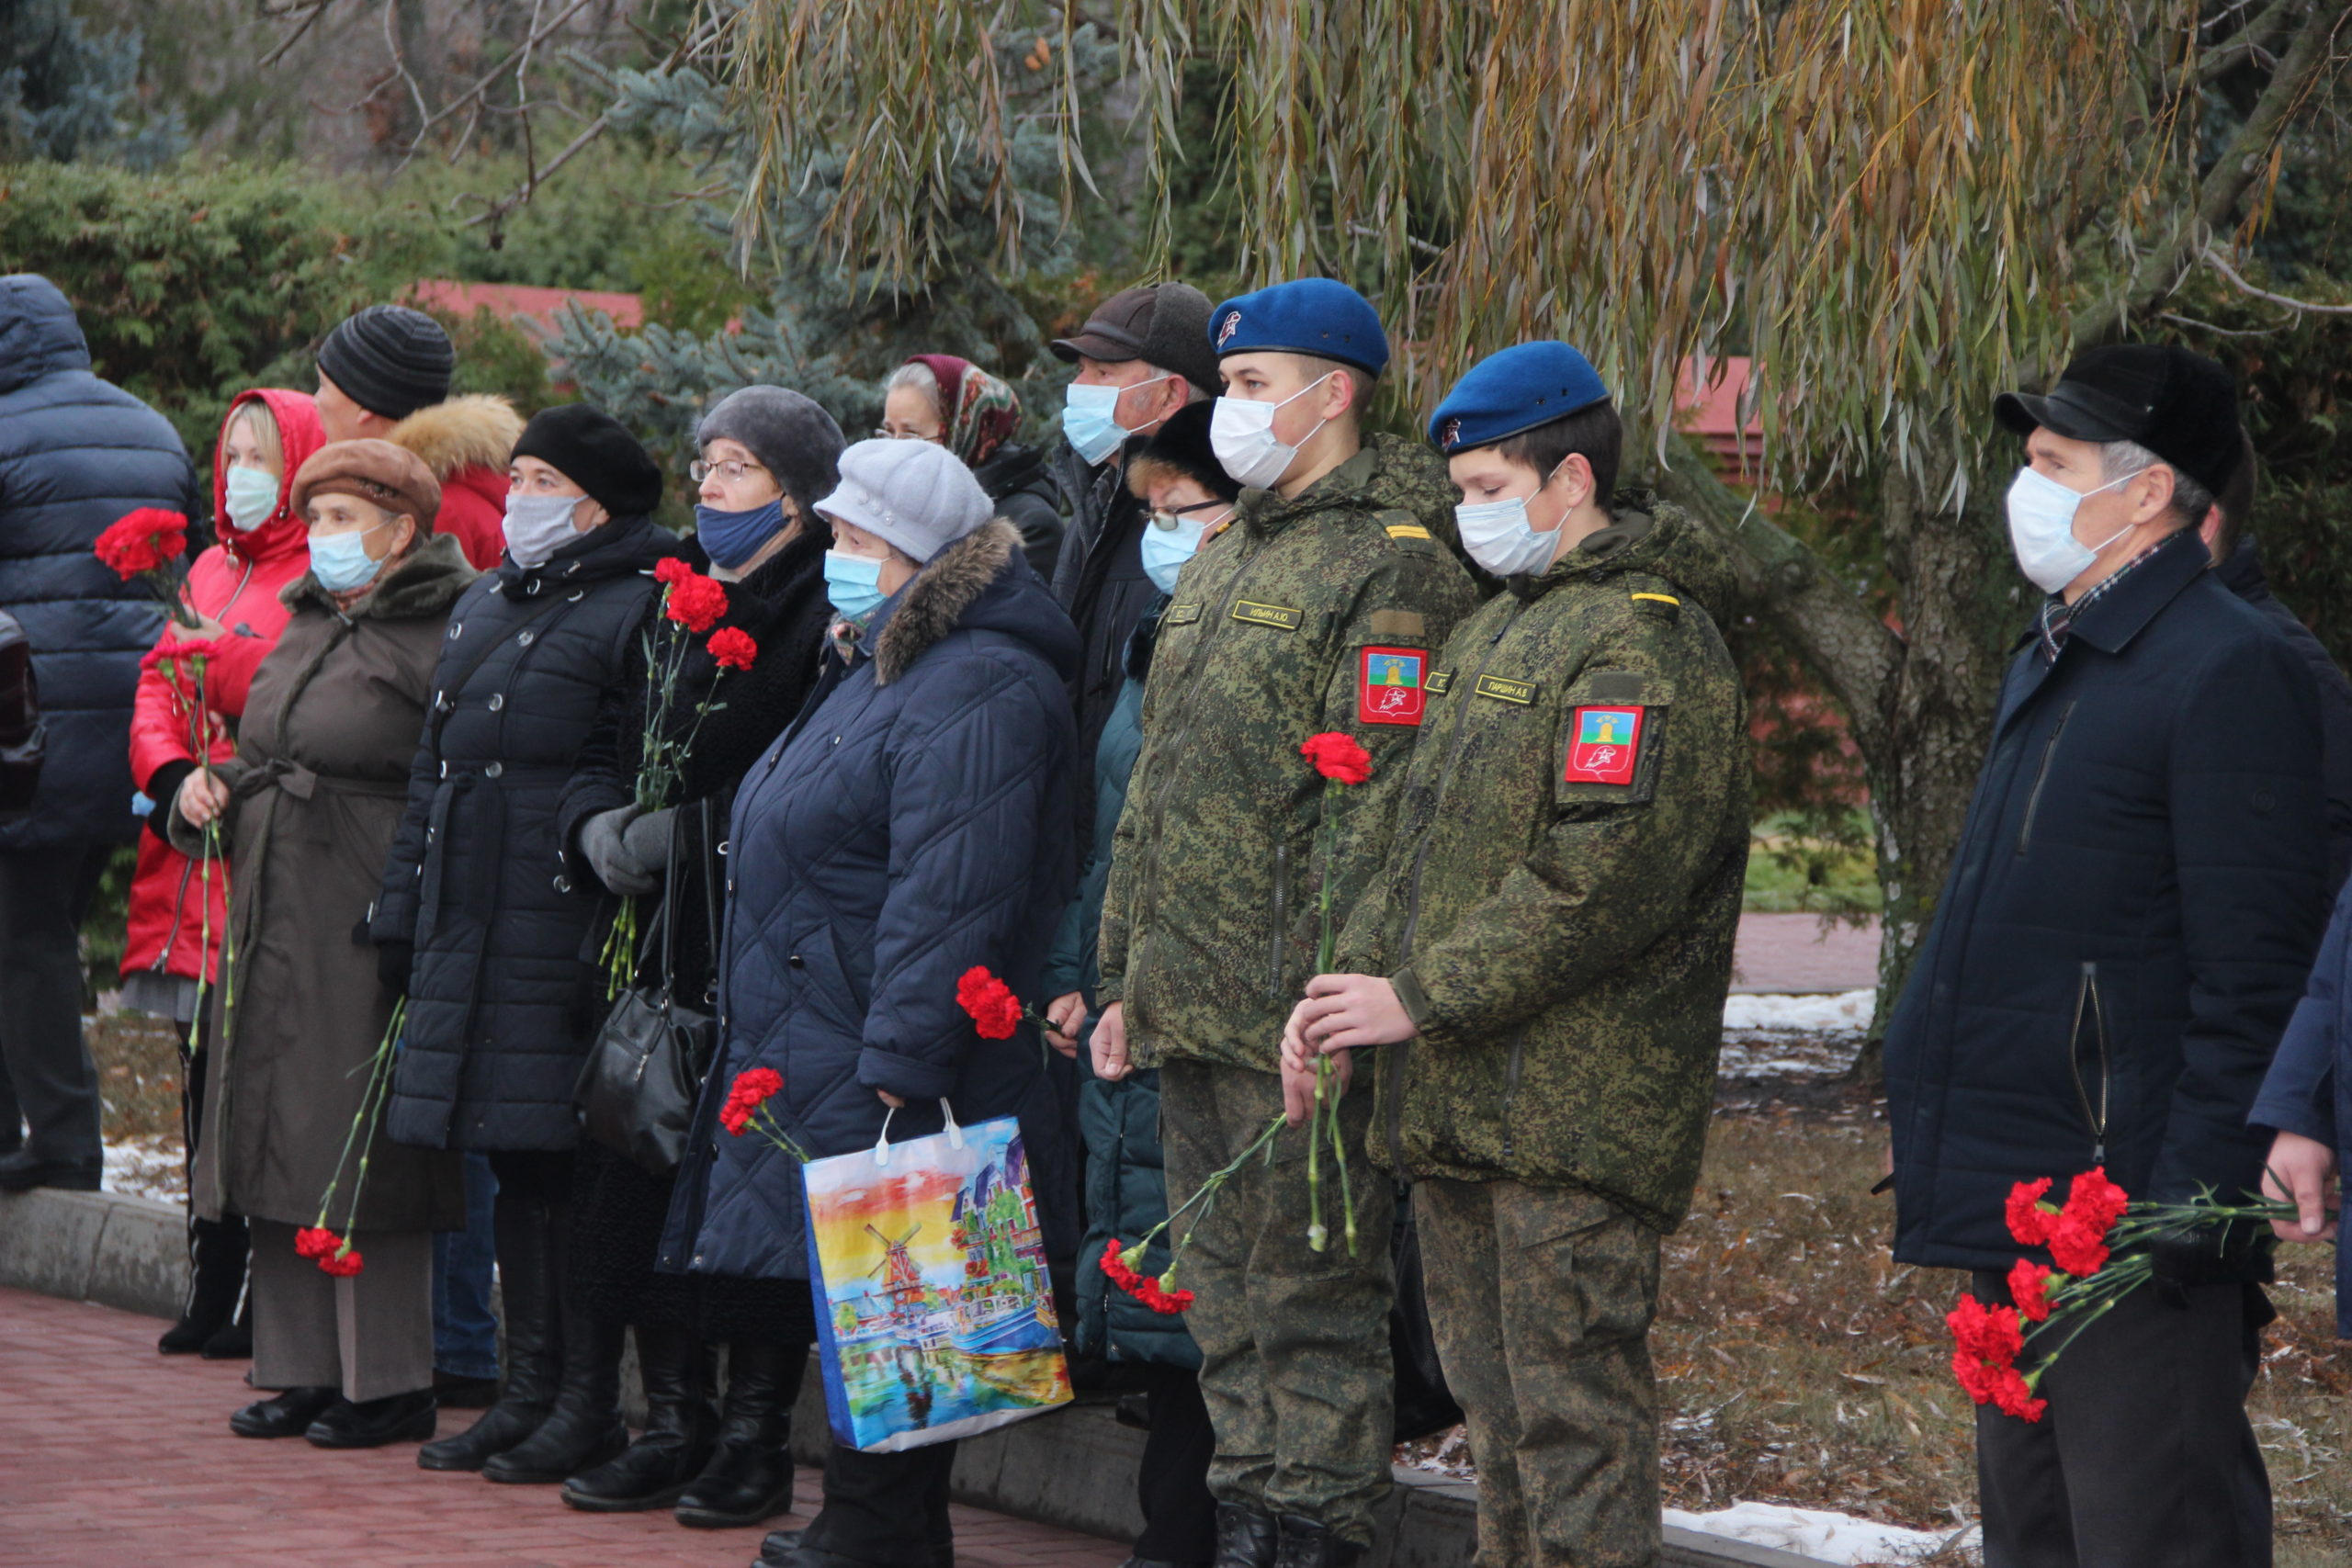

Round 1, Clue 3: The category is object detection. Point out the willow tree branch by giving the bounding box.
[2071,0,2352,349]
[1651,429,1905,757]
[2202,243,2352,311]
[2199,0,2302,78]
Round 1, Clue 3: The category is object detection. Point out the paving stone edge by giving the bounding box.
[0,1186,1818,1567]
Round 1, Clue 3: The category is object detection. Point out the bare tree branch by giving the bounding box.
[259,0,338,70]
[2202,243,2352,310]
[2199,0,2302,78]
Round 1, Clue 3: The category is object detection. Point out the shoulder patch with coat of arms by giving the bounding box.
[1358,646,1429,726]
[1565,705,1645,785]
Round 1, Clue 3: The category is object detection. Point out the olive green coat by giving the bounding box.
[1338,496,1750,1232]
[175,535,475,1231]
[1099,434,1480,1071]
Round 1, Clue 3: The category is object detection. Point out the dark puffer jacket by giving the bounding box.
[376,513,682,1151]
[971,441,1067,582]
[1885,534,2329,1274]
[2214,535,2352,894]
[661,520,1080,1281]
[0,275,200,851]
[1050,440,1160,852]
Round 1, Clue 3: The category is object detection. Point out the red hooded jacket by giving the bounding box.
[120,389,324,987]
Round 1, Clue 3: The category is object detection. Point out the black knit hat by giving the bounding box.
[1125,401,1238,503]
[511,403,663,518]
[695,386,847,521]
[316,305,455,421]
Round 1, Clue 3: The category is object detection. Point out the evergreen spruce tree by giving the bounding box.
[0,0,184,168]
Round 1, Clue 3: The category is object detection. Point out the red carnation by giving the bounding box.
[95,508,189,579]
[1947,1293,2023,1365]
[663,570,729,633]
[1299,732,1373,785]
[956,965,1024,1041]
[2046,1210,2111,1278]
[2005,1177,2056,1247]
[2007,1258,2055,1323]
[2061,1167,2129,1236]
[654,557,695,585]
[1951,1348,2002,1404]
[294,1226,342,1260]
[707,626,758,671]
[1102,1238,1192,1315]
[318,1244,365,1278]
[720,1067,785,1136]
[1988,1364,2048,1423]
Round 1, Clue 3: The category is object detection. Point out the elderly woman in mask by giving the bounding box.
[551,386,847,1529]
[167,439,474,1449]
[371,404,684,1485]
[880,355,1064,576]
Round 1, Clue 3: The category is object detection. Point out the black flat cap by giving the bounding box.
[1994,344,2244,497]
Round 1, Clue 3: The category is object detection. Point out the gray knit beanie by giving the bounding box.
[814,438,992,563]
[695,386,847,519]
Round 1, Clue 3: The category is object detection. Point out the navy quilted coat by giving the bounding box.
[662,520,1080,1280]
[376,513,680,1151]
[0,275,200,850]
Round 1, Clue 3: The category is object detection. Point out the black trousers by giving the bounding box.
[799,1441,958,1568]
[1134,1362,1218,1565]
[0,842,108,1165]
[178,1021,248,1318]
[1972,1269,2272,1568]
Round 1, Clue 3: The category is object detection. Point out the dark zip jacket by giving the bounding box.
[1885,534,2328,1273]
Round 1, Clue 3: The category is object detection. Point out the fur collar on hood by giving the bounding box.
[282,531,477,621]
[873,520,1023,687]
[388,394,525,481]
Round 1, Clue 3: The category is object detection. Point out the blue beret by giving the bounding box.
[1429,342,1611,455]
[1208,279,1389,376]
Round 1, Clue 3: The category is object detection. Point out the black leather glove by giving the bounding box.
[377,939,414,996]
[2145,1218,2264,1308]
[579,805,661,897]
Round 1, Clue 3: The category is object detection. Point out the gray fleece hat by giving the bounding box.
[695,385,846,518]
[815,438,993,563]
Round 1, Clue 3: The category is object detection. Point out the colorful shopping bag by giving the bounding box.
[802,1102,1073,1452]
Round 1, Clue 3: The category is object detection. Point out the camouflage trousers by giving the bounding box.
[1417,1178,1663,1568]
[1158,1058,1396,1546]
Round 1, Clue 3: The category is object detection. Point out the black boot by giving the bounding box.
[419,1194,560,1472]
[1271,1517,1361,1568]
[561,1322,717,1511]
[675,1338,800,1528]
[160,1213,249,1354]
[199,1291,252,1359]
[1212,1503,1279,1568]
[305,1388,438,1449]
[483,1205,627,1484]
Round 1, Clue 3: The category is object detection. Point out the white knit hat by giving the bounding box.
[814,438,993,563]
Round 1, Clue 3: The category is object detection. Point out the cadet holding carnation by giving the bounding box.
[1283,344,1751,1568]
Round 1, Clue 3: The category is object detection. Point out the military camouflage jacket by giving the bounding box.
[1099,433,1479,1072]
[1338,495,1750,1230]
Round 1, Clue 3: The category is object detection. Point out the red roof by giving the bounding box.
[1676,355,1762,479]
[408,279,644,333]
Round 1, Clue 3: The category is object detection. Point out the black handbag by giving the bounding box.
[573,799,720,1177]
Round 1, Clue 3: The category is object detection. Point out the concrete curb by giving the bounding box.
[0,1186,1820,1567]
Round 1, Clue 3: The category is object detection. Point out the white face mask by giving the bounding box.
[1210,374,1335,490]
[2005,465,2138,595]
[503,491,584,570]
[223,465,279,532]
[1453,457,1574,578]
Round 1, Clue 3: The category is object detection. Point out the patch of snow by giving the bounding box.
[1724,990,1874,1032]
[1666,1503,1978,1566]
[103,1136,187,1202]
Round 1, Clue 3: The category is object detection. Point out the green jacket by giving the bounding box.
[1339,494,1750,1231]
[1099,433,1479,1072]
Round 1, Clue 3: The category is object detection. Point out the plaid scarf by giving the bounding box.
[2035,530,2186,663]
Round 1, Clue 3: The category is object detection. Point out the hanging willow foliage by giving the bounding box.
[720,0,2244,495]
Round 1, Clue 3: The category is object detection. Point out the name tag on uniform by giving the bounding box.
[1358,646,1428,726]
[1566,705,1645,784]
[1231,600,1303,631]
[1474,674,1537,705]
[1165,603,1203,626]
[1425,671,1453,695]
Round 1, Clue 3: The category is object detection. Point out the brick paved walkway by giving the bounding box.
[1730,912,1880,994]
[0,1287,1127,1568]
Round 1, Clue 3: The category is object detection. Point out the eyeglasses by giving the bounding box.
[873,427,945,444]
[1148,499,1230,530]
[690,457,770,483]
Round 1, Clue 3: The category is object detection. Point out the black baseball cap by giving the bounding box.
[1993,344,2243,496]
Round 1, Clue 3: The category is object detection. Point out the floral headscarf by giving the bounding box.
[905,354,1023,468]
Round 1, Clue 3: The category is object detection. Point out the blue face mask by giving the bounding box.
[1061,382,1127,467]
[824,549,888,621]
[310,523,388,593]
[695,499,786,570]
[224,465,279,532]
[1141,508,1215,595]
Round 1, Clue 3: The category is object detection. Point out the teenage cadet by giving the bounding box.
[1283,343,1751,1568]
[1091,278,1479,1568]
